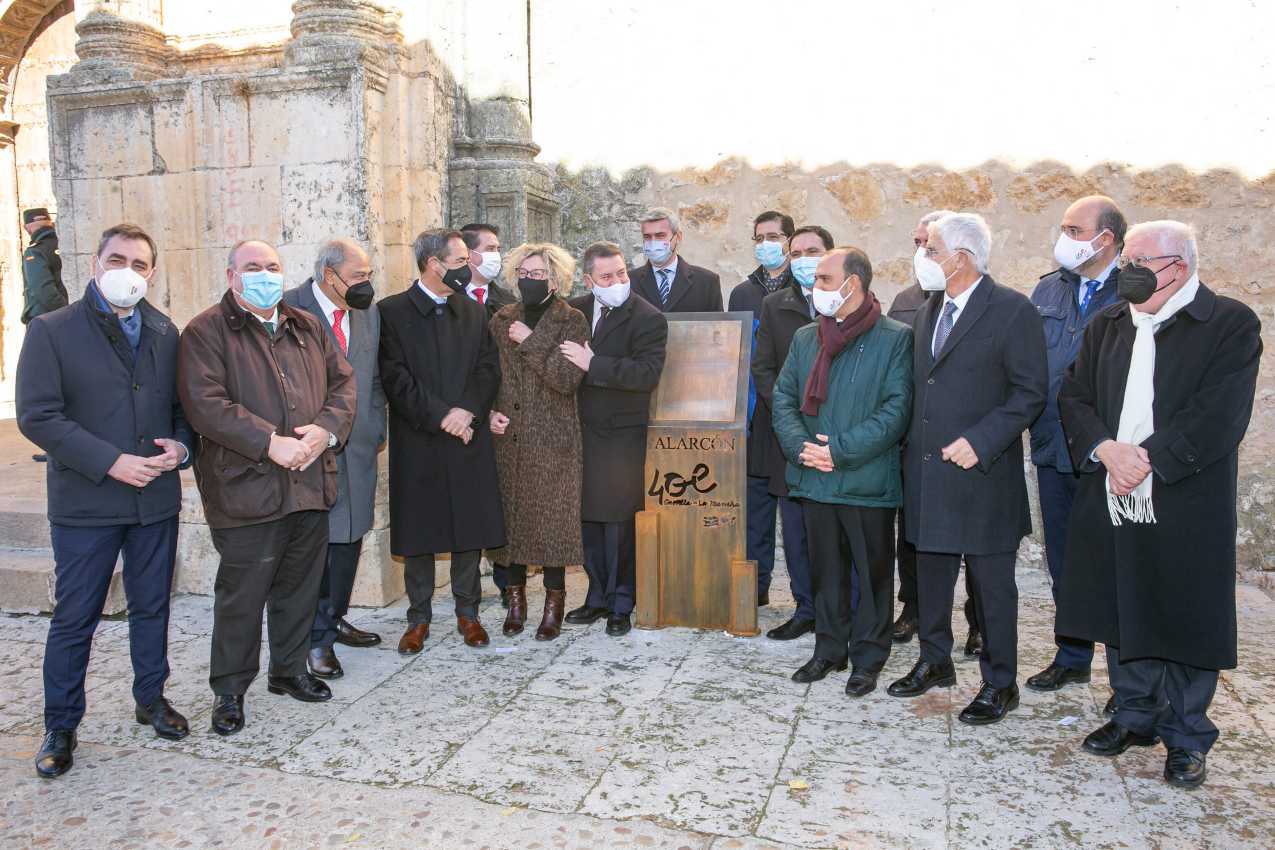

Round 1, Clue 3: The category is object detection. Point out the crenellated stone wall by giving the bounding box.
[554,159,1275,585]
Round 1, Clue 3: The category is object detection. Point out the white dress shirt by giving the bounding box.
[1079,257,1118,307]
[466,281,492,304]
[416,279,449,305]
[931,275,984,354]
[311,280,351,345]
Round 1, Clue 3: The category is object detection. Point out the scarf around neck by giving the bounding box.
[1107,273,1200,525]
[800,293,882,416]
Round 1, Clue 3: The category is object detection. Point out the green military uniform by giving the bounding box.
[22,226,69,324]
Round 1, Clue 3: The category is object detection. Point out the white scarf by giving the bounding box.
[1108,273,1200,525]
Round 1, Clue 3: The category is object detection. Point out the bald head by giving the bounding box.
[227,240,281,273]
[1059,195,1125,275]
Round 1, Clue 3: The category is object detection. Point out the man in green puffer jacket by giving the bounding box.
[772,247,913,697]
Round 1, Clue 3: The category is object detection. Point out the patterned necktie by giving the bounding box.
[262,320,275,338]
[331,308,348,354]
[932,300,957,358]
[596,305,611,333]
[474,287,486,305]
[657,269,672,306]
[1078,280,1096,316]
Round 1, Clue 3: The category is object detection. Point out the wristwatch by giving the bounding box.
[327,432,338,449]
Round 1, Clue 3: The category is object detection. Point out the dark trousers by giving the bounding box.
[310,538,364,649]
[746,475,815,620]
[897,509,979,630]
[1107,645,1219,752]
[506,563,566,590]
[209,511,328,696]
[44,517,178,731]
[917,550,1018,688]
[492,561,508,593]
[1036,465,1094,670]
[582,519,636,615]
[804,502,893,672]
[404,550,482,624]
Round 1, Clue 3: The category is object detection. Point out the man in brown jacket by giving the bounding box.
[178,240,355,736]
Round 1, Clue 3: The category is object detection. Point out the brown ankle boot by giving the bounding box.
[503,585,528,636]
[457,615,490,648]
[535,589,567,641]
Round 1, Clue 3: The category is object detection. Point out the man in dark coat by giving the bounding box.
[20,207,68,325]
[563,241,668,636]
[887,210,981,658]
[1057,221,1262,789]
[378,229,505,654]
[751,224,833,640]
[887,213,1048,727]
[180,239,356,736]
[17,223,194,778]
[729,210,794,609]
[283,238,387,681]
[630,207,723,314]
[1025,196,1126,697]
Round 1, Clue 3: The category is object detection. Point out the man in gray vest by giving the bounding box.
[283,238,387,679]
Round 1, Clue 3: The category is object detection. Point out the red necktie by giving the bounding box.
[332,309,348,354]
[474,287,487,305]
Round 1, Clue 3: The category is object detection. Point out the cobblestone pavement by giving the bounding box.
[2,558,1273,849]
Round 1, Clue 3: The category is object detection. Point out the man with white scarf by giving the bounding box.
[1056,220,1262,788]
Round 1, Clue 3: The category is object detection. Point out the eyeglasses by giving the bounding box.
[750,233,787,244]
[1118,254,1181,272]
[516,268,550,280]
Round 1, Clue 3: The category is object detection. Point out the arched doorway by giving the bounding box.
[0,0,76,415]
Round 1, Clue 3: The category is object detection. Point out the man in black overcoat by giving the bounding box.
[630,207,723,314]
[563,241,668,636]
[378,229,505,654]
[886,213,1048,727]
[1057,221,1262,788]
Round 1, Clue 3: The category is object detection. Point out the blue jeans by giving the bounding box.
[746,476,814,620]
[44,517,178,731]
[1037,465,1094,670]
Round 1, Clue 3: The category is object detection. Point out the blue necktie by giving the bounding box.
[932,301,957,358]
[1078,280,1096,316]
[657,269,672,306]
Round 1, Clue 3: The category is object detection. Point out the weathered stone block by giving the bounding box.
[64,103,154,179]
[200,166,284,248]
[249,85,358,168]
[153,93,199,174]
[120,172,200,253]
[280,163,365,245]
[69,177,123,259]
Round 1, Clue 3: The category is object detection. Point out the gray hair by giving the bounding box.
[1126,220,1198,276]
[918,209,955,228]
[226,239,275,270]
[641,206,680,235]
[931,213,993,273]
[313,238,364,283]
[412,228,464,273]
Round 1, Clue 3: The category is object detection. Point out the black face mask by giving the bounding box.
[517,277,551,305]
[1117,261,1176,305]
[330,270,374,310]
[440,261,472,292]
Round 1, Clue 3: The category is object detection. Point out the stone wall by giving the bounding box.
[555,159,1275,584]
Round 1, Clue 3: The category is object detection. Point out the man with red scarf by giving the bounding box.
[771,248,914,696]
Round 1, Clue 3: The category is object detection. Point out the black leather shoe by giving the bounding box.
[845,669,878,697]
[963,629,984,658]
[791,656,847,684]
[605,613,632,637]
[307,646,344,679]
[766,617,815,641]
[134,696,189,740]
[34,729,76,778]
[267,673,332,702]
[1026,663,1091,692]
[210,695,245,736]
[1103,695,1117,717]
[887,659,957,697]
[757,591,770,607]
[1164,748,1207,788]
[958,682,1020,725]
[565,605,608,625]
[1082,720,1160,756]
[892,611,918,643]
[335,619,381,648]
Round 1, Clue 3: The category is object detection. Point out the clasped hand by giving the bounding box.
[441,407,474,444]
[799,434,834,472]
[489,410,510,435]
[268,424,330,471]
[107,438,187,487]
[559,340,593,371]
[1097,439,1151,496]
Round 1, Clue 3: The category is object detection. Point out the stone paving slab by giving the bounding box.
[2,566,1273,849]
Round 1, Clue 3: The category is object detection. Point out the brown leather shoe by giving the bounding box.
[457,615,490,648]
[397,623,429,655]
[503,585,528,637]
[535,589,566,642]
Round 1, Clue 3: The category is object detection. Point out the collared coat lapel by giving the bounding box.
[929,276,994,373]
[590,294,634,350]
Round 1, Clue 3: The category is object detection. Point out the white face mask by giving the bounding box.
[811,276,853,318]
[593,280,630,308]
[914,246,956,292]
[97,264,148,309]
[476,251,502,281]
[1053,230,1107,272]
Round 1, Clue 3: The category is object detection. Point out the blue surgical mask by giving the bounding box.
[791,256,820,289]
[643,240,673,264]
[754,240,786,270]
[239,270,285,310]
